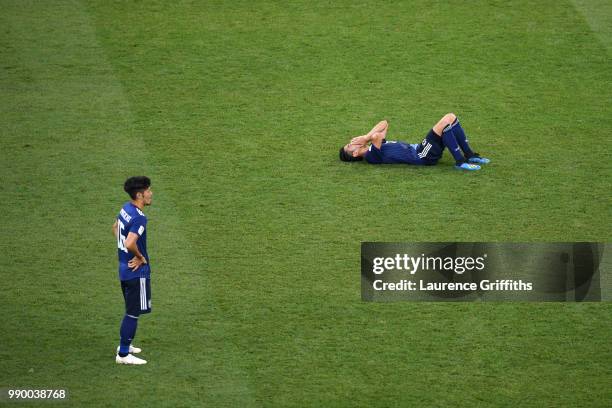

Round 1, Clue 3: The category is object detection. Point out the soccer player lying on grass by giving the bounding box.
[339,113,490,170]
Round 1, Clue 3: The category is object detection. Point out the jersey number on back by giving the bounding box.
[117,220,128,253]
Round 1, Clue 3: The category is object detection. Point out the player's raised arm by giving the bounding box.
[350,134,370,146]
[351,121,389,146]
[367,120,388,138]
[369,131,386,149]
[369,120,389,148]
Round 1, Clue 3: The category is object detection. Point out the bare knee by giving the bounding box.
[443,113,457,125]
[432,113,457,136]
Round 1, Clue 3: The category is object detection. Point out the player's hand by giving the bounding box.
[350,135,368,146]
[128,256,147,271]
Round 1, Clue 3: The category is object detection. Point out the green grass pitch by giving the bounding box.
[1,0,611,406]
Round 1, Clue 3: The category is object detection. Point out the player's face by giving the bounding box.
[140,187,153,206]
[345,142,367,158]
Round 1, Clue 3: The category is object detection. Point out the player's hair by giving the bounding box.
[124,176,151,200]
[339,146,363,162]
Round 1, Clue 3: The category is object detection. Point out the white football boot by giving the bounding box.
[116,345,142,354]
[116,354,147,365]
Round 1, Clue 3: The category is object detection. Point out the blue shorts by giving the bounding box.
[416,129,444,164]
[121,277,151,316]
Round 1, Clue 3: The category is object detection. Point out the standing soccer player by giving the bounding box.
[112,176,153,365]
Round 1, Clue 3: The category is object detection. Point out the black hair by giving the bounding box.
[124,176,151,200]
[339,146,363,162]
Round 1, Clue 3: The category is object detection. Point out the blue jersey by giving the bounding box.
[364,140,425,165]
[116,202,150,281]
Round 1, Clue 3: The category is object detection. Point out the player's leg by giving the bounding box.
[432,113,482,170]
[433,113,477,170]
[435,113,467,165]
[118,314,140,352]
[432,113,457,136]
[117,315,142,352]
[116,279,147,365]
[444,116,490,164]
[415,129,443,165]
[118,279,140,355]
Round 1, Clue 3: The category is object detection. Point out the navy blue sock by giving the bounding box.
[449,119,475,158]
[118,314,138,356]
[442,125,466,164]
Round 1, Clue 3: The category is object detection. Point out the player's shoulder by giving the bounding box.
[119,202,147,223]
[134,207,146,218]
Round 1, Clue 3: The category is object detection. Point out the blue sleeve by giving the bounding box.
[365,144,383,164]
[129,216,147,236]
